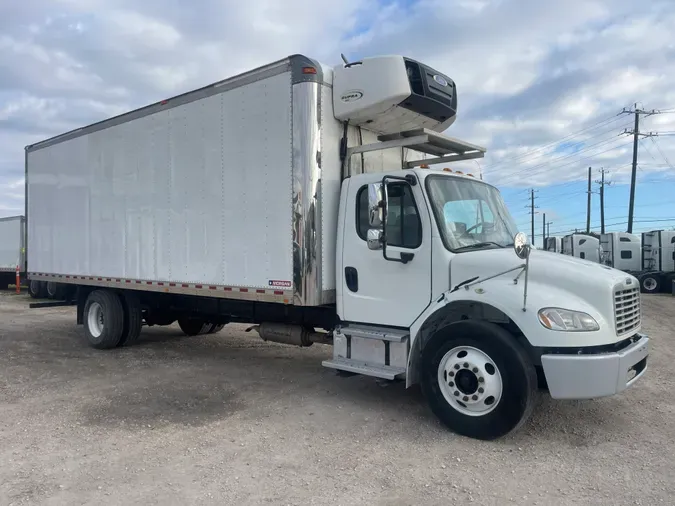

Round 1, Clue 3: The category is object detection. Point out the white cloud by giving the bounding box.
[0,0,674,219]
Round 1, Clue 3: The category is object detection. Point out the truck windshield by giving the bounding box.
[425,175,518,252]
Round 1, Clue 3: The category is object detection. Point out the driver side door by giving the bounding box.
[338,175,433,328]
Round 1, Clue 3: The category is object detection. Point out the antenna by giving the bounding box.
[341,53,349,65]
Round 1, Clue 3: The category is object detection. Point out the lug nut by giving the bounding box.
[454,364,460,370]
[478,377,484,383]
[472,395,478,400]
[478,387,484,393]
[454,391,460,397]
[449,382,454,387]
[463,362,469,368]
[449,371,455,377]
[463,396,469,402]
[472,367,479,373]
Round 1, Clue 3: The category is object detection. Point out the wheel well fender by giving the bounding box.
[406,300,530,387]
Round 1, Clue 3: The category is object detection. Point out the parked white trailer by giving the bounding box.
[638,230,675,294]
[562,233,600,262]
[0,215,26,290]
[544,236,562,253]
[26,54,649,440]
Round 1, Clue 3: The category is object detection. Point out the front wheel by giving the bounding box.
[421,320,537,440]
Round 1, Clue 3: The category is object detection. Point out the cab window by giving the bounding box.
[356,183,422,248]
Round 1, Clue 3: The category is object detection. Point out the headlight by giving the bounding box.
[537,308,600,332]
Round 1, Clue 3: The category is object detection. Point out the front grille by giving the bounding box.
[614,287,641,336]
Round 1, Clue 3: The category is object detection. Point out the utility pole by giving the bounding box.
[527,189,538,248]
[586,167,592,234]
[546,221,553,239]
[620,105,659,233]
[595,168,612,234]
[542,213,546,246]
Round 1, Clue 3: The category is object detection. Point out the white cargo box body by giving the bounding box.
[0,215,25,272]
[26,55,431,306]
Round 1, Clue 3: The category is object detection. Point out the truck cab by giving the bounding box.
[329,165,648,439]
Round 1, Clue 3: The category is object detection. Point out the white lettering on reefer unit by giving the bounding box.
[268,280,292,288]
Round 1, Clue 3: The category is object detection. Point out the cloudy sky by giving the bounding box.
[1,0,674,244]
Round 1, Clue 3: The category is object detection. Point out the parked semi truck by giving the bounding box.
[562,233,600,262]
[544,236,562,253]
[26,54,649,440]
[598,231,675,294]
[638,230,675,294]
[0,215,26,289]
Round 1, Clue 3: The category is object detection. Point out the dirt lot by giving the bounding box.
[1,292,674,506]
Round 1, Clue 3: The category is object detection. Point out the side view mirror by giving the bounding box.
[368,183,383,228]
[367,229,383,250]
[514,232,531,260]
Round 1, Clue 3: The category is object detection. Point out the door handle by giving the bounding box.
[345,267,358,292]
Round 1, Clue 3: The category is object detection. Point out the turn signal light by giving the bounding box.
[302,67,317,74]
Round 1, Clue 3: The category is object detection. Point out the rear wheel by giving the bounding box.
[83,290,125,349]
[420,320,537,440]
[178,318,211,336]
[29,280,48,299]
[118,291,142,347]
[639,273,661,294]
[46,281,67,300]
[664,273,675,295]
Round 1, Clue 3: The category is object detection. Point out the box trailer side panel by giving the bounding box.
[0,216,25,272]
[27,71,294,292]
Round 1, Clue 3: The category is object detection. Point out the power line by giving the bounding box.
[496,127,632,185]
[482,113,627,170]
[497,140,632,187]
[547,218,675,236]
[650,136,673,168]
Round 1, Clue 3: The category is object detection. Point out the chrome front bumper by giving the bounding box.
[541,334,649,400]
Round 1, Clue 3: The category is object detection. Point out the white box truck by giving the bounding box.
[0,215,26,290]
[26,54,649,440]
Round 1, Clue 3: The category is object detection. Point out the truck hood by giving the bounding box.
[448,248,639,344]
[451,248,634,297]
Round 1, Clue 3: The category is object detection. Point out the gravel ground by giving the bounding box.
[1,292,674,506]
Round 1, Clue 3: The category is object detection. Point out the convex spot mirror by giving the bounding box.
[514,232,531,259]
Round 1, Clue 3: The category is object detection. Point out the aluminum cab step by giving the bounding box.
[340,324,409,343]
[322,358,406,380]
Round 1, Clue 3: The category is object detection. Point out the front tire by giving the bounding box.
[420,320,537,440]
[83,290,125,349]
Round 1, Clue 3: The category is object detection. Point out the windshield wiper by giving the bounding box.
[454,241,506,251]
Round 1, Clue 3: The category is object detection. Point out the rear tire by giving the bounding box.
[83,290,125,349]
[178,318,211,336]
[118,291,142,347]
[639,273,661,294]
[47,281,67,300]
[29,280,48,299]
[420,320,537,440]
